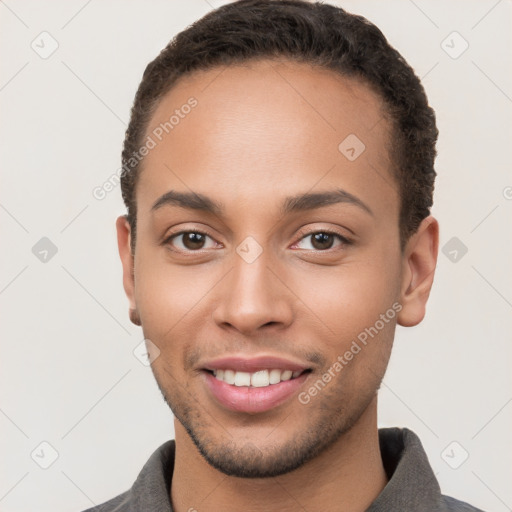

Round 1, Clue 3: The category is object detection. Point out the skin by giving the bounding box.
[116,59,439,512]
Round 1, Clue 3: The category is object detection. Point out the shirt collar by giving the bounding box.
[126,427,442,511]
[366,427,443,510]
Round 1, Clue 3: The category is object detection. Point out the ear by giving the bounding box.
[116,215,140,326]
[397,216,439,327]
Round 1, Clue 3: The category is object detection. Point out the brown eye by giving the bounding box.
[166,231,217,252]
[294,230,351,251]
[310,232,335,250]
[182,232,206,250]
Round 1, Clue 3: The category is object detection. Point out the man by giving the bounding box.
[84,1,484,510]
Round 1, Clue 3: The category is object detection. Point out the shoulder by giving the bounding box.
[78,440,176,512]
[441,494,486,512]
[79,489,131,512]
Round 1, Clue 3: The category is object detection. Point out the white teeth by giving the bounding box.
[223,369,236,385]
[234,371,251,387]
[281,370,293,381]
[213,368,303,387]
[251,370,269,387]
[269,369,281,384]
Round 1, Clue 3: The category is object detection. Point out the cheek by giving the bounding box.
[291,258,400,348]
[298,264,397,408]
[133,248,217,339]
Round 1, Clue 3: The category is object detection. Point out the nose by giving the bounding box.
[211,249,294,335]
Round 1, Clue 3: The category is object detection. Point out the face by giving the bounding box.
[117,59,435,478]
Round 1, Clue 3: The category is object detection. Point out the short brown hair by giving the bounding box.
[121,0,438,251]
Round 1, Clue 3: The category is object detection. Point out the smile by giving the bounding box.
[203,369,311,414]
[212,368,304,387]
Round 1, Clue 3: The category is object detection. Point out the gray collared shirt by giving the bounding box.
[81,428,484,511]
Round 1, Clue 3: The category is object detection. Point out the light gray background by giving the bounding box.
[1,1,511,511]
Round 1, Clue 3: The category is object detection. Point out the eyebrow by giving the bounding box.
[151,188,374,217]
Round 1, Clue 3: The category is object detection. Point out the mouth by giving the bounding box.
[201,356,313,414]
[207,368,309,387]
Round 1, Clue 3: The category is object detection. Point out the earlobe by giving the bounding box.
[116,215,140,325]
[129,308,141,326]
[397,216,439,327]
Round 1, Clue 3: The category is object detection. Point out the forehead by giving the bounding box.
[137,59,398,220]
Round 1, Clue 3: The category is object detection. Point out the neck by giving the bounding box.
[171,396,387,512]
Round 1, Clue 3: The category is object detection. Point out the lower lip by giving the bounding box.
[203,372,309,414]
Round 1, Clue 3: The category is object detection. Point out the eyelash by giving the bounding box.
[163,228,352,253]
[294,228,352,250]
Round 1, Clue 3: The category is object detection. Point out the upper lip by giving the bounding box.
[202,355,311,373]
